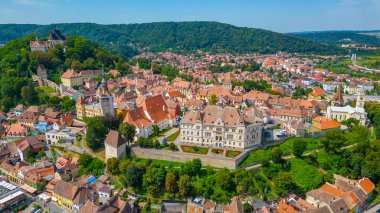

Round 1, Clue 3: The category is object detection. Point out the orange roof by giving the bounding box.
[61,69,79,79]
[356,178,375,194]
[309,87,325,97]
[278,202,298,213]
[313,116,341,130]
[321,183,344,197]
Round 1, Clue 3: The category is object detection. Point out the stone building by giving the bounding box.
[104,130,127,161]
[180,102,263,150]
[76,70,114,119]
[30,29,66,53]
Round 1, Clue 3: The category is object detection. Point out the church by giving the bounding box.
[76,69,114,119]
[30,29,66,53]
[326,89,367,125]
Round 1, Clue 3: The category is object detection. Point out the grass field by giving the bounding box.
[166,131,180,141]
[239,138,321,166]
[130,157,183,167]
[83,140,105,160]
[181,145,209,155]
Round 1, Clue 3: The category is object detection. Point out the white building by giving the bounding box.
[326,94,367,125]
[45,127,82,144]
[180,104,263,150]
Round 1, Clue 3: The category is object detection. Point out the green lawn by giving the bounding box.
[181,145,209,155]
[130,157,183,167]
[239,138,321,166]
[166,131,180,141]
[226,150,241,158]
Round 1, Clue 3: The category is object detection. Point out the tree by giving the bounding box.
[143,167,166,196]
[192,158,202,176]
[270,147,283,163]
[20,85,35,104]
[152,125,160,136]
[321,129,345,154]
[215,169,234,191]
[178,175,192,198]
[86,116,109,150]
[208,94,218,105]
[119,123,136,145]
[36,150,46,158]
[243,203,252,213]
[118,159,131,173]
[274,172,296,196]
[341,118,359,129]
[125,165,143,188]
[78,153,93,167]
[165,172,178,194]
[292,139,307,158]
[106,157,119,175]
[348,125,370,156]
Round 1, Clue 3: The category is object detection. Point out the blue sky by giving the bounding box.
[0,0,379,32]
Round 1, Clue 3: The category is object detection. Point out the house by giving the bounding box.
[14,104,26,116]
[104,130,127,161]
[6,124,30,143]
[281,120,306,137]
[308,87,326,100]
[16,136,46,161]
[124,94,175,139]
[306,175,375,212]
[45,127,82,144]
[52,180,78,210]
[306,116,341,137]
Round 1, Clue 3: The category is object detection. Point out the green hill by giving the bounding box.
[290,30,380,47]
[0,22,346,56]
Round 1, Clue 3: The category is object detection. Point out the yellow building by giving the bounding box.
[52,180,77,210]
[61,69,82,88]
[76,72,114,119]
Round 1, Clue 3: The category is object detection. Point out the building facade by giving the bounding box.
[326,94,367,125]
[180,104,263,150]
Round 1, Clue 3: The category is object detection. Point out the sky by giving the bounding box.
[0,0,379,32]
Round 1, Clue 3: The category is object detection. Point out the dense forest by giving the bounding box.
[0,34,127,112]
[291,31,380,46]
[0,22,347,57]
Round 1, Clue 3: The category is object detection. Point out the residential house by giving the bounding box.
[306,116,341,137]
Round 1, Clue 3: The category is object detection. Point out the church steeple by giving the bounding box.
[331,87,344,107]
[356,87,365,109]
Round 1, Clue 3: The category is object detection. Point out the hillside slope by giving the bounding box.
[290,31,380,46]
[0,22,345,56]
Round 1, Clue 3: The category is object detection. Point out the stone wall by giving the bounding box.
[131,147,247,169]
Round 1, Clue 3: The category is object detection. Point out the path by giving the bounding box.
[364,202,380,213]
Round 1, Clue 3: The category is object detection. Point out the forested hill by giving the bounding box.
[0,22,345,56]
[290,30,380,47]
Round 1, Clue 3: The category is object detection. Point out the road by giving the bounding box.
[364,202,380,213]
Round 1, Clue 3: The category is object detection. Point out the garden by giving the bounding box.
[181,145,209,155]
[211,149,224,155]
[226,150,241,158]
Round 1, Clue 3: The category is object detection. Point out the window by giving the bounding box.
[227,134,233,139]
[205,132,211,137]
[216,128,222,132]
